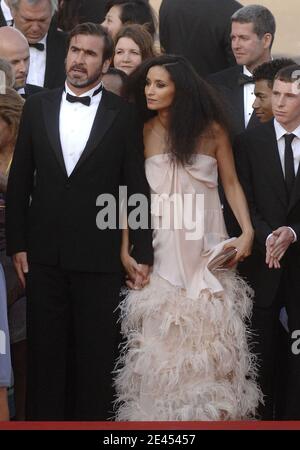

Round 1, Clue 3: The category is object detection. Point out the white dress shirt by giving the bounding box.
[1,0,13,25]
[273,119,300,177]
[26,34,47,87]
[265,119,300,244]
[59,82,103,177]
[243,66,255,128]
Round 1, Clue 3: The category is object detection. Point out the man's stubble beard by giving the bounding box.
[67,68,103,89]
[14,78,26,90]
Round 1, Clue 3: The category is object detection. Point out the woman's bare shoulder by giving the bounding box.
[143,117,156,135]
[194,122,230,157]
[210,121,229,139]
[143,117,166,159]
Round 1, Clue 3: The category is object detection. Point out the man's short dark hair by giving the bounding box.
[253,58,296,88]
[67,22,114,61]
[275,64,300,84]
[231,5,276,47]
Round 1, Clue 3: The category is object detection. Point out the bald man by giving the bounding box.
[0,26,43,97]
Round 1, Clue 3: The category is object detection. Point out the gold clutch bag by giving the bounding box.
[207,247,237,271]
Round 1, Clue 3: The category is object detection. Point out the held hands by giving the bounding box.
[266,226,294,269]
[12,252,28,288]
[121,252,151,290]
[223,230,254,267]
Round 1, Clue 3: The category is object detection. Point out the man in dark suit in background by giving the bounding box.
[209,4,275,136]
[6,23,153,420]
[10,0,66,89]
[235,65,300,420]
[225,58,297,238]
[0,26,44,98]
[159,0,242,78]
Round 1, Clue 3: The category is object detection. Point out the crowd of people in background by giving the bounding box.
[0,0,300,422]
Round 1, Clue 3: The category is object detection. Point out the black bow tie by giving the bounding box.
[65,85,103,106]
[29,42,45,51]
[238,73,254,86]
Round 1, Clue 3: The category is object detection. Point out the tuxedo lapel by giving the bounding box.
[247,109,260,130]
[44,30,58,88]
[263,121,288,209]
[288,166,300,213]
[69,89,120,177]
[44,25,66,88]
[233,87,245,132]
[229,66,245,133]
[42,88,68,176]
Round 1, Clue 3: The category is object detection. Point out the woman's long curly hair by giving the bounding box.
[126,54,231,164]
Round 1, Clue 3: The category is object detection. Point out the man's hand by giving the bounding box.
[12,252,28,288]
[266,234,281,268]
[271,226,294,259]
[266,227,294,269]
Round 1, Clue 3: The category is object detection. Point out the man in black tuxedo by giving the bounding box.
[0,0,13,26]
[6,22,153,420]
[10,0,66,89]
[209,4,275,136]
[235,64,300,420]
[159,0,242,78]
[0,26,44,98]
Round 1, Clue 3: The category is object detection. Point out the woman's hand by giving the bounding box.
[223,230,254,267]
[121,251,151,289]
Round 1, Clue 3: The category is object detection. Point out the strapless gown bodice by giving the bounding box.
[145,153,232,299]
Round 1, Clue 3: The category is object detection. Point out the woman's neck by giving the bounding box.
[157,111,170,131]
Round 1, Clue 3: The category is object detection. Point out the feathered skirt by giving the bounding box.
[113,272,262,421]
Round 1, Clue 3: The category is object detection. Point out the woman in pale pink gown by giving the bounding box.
[114,55,262,421]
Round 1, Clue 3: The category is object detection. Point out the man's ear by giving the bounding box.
[102,59,111,75]
[263,33,273,50]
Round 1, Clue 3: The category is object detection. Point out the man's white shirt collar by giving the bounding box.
[64,82,103,105]
[243,66,253,77]
[274,118,300,141]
